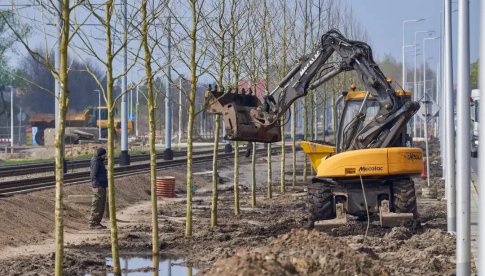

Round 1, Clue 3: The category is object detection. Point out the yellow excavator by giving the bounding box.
[205,29,423,228]
[30,106,134,145]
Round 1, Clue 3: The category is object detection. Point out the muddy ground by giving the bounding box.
[0,140,467,275]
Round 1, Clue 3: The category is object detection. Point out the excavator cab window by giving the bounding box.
[337,94,380,152]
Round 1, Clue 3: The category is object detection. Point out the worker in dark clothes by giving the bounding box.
[89,147,108,229]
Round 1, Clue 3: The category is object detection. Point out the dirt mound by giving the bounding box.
[206,229,389,276]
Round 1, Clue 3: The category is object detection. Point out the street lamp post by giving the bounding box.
[422,36,439,190]
[93,89,102,140]
[478,0,485,270]
[178,77,183,147]
[444,0,456,235]
[10,86,14,154]
[456,0,471,273]
[135,86,139,137]
[402,18,424,90]
[413,30,434,139]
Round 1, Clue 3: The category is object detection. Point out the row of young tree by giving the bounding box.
[1,0,368,275]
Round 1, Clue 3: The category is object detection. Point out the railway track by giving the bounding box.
[0,147,283,196]
[0,148,221,178]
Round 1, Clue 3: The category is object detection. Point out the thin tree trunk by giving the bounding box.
[263,0,272,198]
[303,97,308,181]
[105,2,120,272]
[332,92,336,143]
[185,0,198,237]
[322,95,327,143]
[141,0,159,255]
[211,2,226,225]
[54,1,70,274]
[291,104,296,187]
[230,0,240,215]
[280,118,285,193]
[210,114,220,226]
[302,0,309,182]
[234,141,240,215]
[280,3,287,194]
[311,92,315,140]
[251,142,256,207]
[267,144,272,198]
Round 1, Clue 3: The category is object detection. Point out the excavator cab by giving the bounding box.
[335,88,412,153]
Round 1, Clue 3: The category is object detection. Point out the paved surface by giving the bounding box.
[471,157,478,269]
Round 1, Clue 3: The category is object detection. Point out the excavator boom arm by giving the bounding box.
[205,29,419,148]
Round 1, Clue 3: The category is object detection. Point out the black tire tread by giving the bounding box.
[307,184,335,221]
[392,178,418,217]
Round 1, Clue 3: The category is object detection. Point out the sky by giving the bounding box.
[347,0,481,79]
[3,0,482,85]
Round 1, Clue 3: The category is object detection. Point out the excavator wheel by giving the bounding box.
[391,178,418,218]
[307,183,336,222]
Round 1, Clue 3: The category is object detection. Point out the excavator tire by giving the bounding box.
[307,184,335,221]
[391,178,417,218]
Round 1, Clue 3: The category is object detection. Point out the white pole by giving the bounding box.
[98,90,101,139]
[178,77,182,146]
[18,107,21,145]
[456,0,471,274]
[440,8,447,181]
[120,0,130,165]
[478,0,485,271]
[10,86,14,154]
[414,30,432,139]
[136,86,139,137]
[422,39,430,188]
[444,0,456,234]
[402,19,424,90]
[414,37,419,139]
[435,61,439,138]
[164,11,173,159]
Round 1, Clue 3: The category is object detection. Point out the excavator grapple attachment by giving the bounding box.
[205,89,281,143]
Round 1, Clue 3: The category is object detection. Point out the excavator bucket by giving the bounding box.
[205,89,281,143]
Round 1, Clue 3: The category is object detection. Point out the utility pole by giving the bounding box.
[94,89,101,139]
[10,86,14,154]
[164,13,173,160]
[478,0,485,271]
[444,0,456,235]
[402,19,424,90]
[456,0,470,274]
[422,36,439,190]
[135,86,139,137]
[120,0,130,165]
[440,7,447,181]
[178,77,183,147]
[18,107,22,145]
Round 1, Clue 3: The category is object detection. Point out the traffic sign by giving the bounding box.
[417,94,440,122]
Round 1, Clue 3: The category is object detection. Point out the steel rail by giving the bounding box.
[0,149,222,178]
[0,147,284,196]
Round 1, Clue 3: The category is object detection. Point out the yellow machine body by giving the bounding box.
[300,141,336,171]
[314,147,423,178]
[344,90,411,101]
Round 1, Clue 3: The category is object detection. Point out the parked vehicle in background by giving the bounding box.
[471,89,479,157]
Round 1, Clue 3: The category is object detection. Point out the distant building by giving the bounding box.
[237,80,267,101]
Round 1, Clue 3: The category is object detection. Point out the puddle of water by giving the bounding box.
[104,255,197,276]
